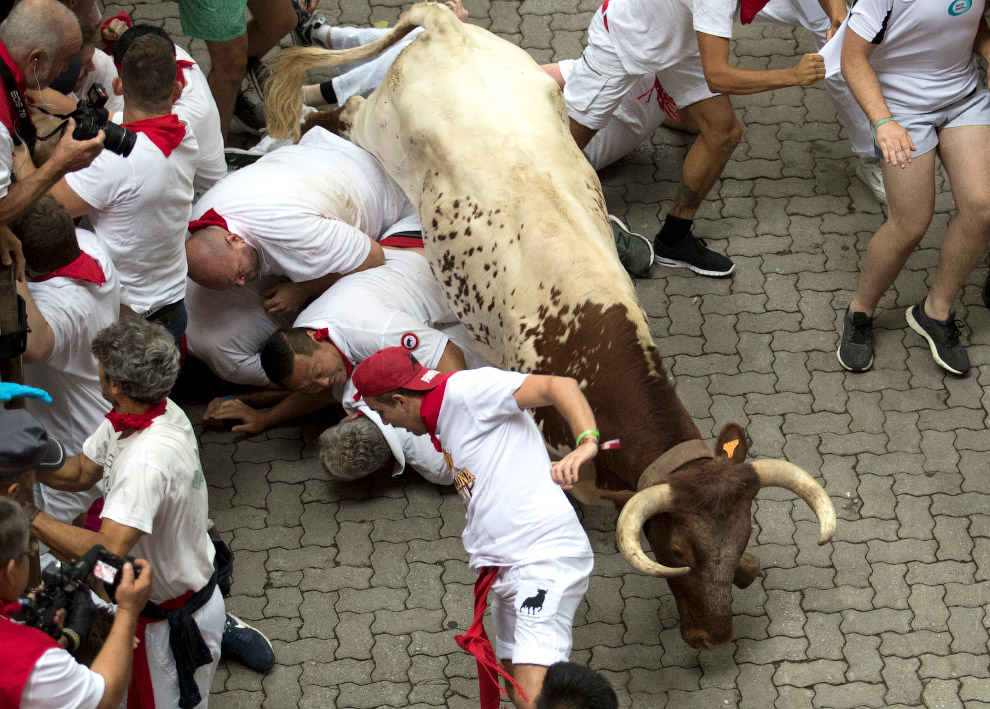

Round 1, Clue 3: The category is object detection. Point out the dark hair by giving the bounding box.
[120,34,177,113]
[259,328,318,383]
[11,195,79,275]
[535,662,618,709]
[112,24,173,66]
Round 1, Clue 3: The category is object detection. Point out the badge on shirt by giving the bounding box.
[948,0,972,15]
[400,332,420,350]
[519,588,549,615]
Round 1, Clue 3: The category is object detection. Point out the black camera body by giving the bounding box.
[71,83,136,157]
[13,545,139,641]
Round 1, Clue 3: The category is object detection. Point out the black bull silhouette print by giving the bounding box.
[520,589,548,615]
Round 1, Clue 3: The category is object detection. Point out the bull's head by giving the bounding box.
[615,423,835,650]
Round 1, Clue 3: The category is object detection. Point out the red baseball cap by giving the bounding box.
[352,347,445,398]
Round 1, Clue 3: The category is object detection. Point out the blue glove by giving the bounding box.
[0,383,52,403]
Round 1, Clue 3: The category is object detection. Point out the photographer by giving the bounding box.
[0,497,153,709]
[48,32,199,344]
[0,0,105,233]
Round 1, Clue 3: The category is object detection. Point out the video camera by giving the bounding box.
[69,83,137,157]
[12,545,139,642]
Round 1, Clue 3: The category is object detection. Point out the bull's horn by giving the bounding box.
[616,484,690,578]
[752,460,836,545]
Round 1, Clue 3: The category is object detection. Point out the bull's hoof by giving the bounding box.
[733,551,762,589]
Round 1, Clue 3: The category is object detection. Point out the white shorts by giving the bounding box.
[491,555,593,666]
[883,88,990,159]
[564,8,717,130]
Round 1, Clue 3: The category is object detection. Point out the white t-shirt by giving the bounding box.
[430,368,592,570]
[19,645,105,709]
[604,0,731,74]
[174,47,226,194]
[66,113,198,314]
[83,399,215,603]
[847,0,986,114]
[0,122,13,198]
[295,247,460,368]
[75,48,124,114]
[190,127,413,281]
[23,231,118,455]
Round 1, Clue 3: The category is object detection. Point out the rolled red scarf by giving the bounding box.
[30,251,106,286]
[105,399,167,433]
[454,567,528,709]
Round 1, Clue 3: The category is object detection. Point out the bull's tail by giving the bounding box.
[265,2,452,141]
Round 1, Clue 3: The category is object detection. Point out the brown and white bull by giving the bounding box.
[265,3,835,650]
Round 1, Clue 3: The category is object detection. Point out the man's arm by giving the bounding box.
[32,514,144,560]
[0,120,104,223]
[35,453,105,492]
[841,28,915,167]
[47,177,95,218]
[15,280,55,363]
[512,375,598,489]
[817,0,848,40]
[696,33,824,94]
[204,387,339,434]
[975,17,990,63]
[435,340,466,372]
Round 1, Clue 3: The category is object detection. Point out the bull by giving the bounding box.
[264,2,835,650]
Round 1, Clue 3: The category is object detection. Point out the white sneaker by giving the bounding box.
[855,159,887,204]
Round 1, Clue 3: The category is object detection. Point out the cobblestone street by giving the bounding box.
[109,0,990,706]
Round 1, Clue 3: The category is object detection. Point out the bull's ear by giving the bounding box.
[715,423,748,463]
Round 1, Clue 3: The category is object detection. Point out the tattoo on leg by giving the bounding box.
[671,184,703,216]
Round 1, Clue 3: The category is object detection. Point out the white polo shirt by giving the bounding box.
[17,644,104,709]
[66,114,198,315]
[0,122,13,198]
[23,231,118,456]
[847,0,985,114]
[424,368,592,570]
[174,47,226,194]
[83,399,215,603]
[75,48,124,115]
[190,126,413,281]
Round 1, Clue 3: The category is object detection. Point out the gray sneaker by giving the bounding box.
[233,80,266,135]
[292,0,329,46]
[837,308,875,372]
[609,215,654,278]
[906,301,970,375]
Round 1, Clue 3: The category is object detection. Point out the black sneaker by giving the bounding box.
[982,272,989,309]
[233,85,266,136]
[292,0,328,46]
[906,301,970,375]
[653,234,734,277]
[609,215,654,278]
[837,307,875,372]
[246,58,270,101]
[221,613,275,672]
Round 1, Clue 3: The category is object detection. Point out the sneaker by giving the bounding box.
[855,159,887,204]
[837,308,875,373]
[246,58,270,101]
[221,613,275,672]
[224,147,264,170]
[609,215,654,278]
[233,86,266,136]
[292,0,328,46]
[653,234,735,277]
[906,301,970,375]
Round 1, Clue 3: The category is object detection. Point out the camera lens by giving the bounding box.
[103,122,137,157]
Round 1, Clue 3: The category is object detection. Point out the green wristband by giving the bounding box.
[575,429,600,447]
[872,117,896,135]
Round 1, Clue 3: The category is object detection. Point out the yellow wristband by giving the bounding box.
[575,429,599,447]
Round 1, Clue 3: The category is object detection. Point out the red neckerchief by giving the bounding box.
[740,0,773,24]
[0,38,31,138]
[311,329,353,377]
[188,208,229,234]
[100,10,132,55]
[30,251,106,286]
[419,373,453,451]
[125,113,186,157]
[176,59,194,88]
[454,567,528,709]
[105,399,167,433]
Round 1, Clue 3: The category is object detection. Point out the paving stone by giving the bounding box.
[883,656,923,706]
[919,653,990,680]
[336,681,409,708]
[811,682,886,708]
[909,584,949,632]
[922,680,964,709]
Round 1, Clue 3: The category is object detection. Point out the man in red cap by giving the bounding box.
[353,348,599,709]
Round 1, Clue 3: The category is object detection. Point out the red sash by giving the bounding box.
[125,114,186,157]
[0,609,61,708]
[128,590,194,709]
[30,251,106,286]
[454,568,528,708]
[380,234,425,248]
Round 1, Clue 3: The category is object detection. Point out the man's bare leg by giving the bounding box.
[925,125,990,320]
[245,0,296,60]
[849,150,937,317]
[207,34,250,144]
[501,660,547,709]
[569,117,598,150]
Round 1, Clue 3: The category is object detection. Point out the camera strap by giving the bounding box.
[28,104,73,144]
[0,56,36,152]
